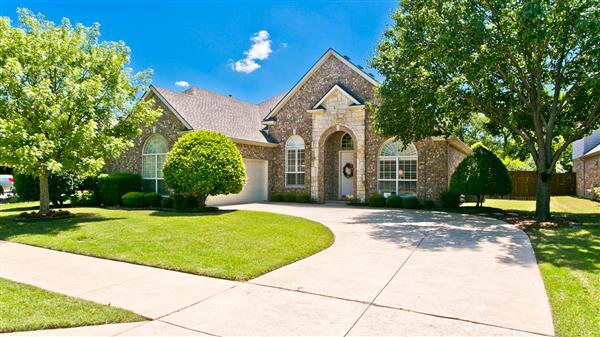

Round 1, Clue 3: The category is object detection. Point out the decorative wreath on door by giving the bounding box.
[343,163,354,178]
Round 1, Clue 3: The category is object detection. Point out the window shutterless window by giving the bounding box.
[378,140,417,195]
[285,135,305,187]
[141,134,168,195]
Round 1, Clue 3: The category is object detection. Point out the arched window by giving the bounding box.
[285,135,305,187]
[142,134,168,195]
[341,133,354,150]
[378,139,417,195]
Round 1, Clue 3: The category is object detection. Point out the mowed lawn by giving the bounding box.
[484,197,599,337]
[0,278,143,333]
[0,203,334,280]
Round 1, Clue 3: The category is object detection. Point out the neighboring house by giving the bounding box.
[108,49,471,205]
[572,128,600,199]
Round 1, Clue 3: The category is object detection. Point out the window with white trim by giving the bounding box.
[285,135,305,187]
[142,134,168,195]
[341,133,354,150]
[378,139,417,195]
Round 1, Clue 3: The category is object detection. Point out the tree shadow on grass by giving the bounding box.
[148,209,236,217]
[0,213,124,240]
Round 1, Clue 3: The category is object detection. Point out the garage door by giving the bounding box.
[206,159,268,206]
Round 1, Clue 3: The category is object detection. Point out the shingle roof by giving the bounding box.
[152,86,285,144]
[584,143,600,158]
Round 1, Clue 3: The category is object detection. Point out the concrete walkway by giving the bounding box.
[0,203,554,336]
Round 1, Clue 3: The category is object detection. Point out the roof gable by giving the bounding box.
[264,49,378,120]
[312,84,362,110]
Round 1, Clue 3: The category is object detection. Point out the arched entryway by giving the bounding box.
[319,126,357,201]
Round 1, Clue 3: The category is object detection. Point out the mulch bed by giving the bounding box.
[13,209,73,222]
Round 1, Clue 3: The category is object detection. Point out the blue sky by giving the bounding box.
[0,1,397,103]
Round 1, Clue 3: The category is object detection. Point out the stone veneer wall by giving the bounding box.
[574,155,600,199]
[266,55,374,201]
[448,144,469,181]
[105,97,187,173]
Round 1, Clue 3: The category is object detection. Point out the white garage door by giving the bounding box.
[206,159,268,206]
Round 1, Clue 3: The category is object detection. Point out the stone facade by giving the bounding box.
[573,155,600,199]
[109,52,470,204]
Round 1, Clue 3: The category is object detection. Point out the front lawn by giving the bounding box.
[0,278,143,333]
[483,197,599,337]
[0,203,333,280]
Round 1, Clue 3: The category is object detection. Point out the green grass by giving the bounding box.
[483,197,599,337]
[0,278,143,333]
[0,202,334,281]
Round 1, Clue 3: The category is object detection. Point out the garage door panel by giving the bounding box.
[206,159,268,206]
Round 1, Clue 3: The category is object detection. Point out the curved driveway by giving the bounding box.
[3,203,554,336]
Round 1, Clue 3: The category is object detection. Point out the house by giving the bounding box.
[108,49,471,205]
[572,128,600,199]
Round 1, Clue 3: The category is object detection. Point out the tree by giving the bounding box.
[449,145,512,207]
[162,130,247,209]
[371,0,599,220]
[0,9,161,215]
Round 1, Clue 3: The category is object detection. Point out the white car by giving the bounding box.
[0,174,15,195]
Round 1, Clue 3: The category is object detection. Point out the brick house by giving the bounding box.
[109,49,471,205]
[572,128,600,199]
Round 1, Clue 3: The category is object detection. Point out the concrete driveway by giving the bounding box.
[2,203,554,336]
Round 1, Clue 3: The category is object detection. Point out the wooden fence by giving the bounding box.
[494,171,576,200]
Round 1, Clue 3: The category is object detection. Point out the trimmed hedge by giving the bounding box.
[161,196,174,208]
[422,200,436,209]
[296,193,311,203]
[282,192,297,202]
[144,192,162,207]
[71,190,99,207]
[439,190,461,208]
[271,193,284,202]
[173,194,197,210]
[402,196,420,209]
[386,195,403,208]
[121,192,147,207]
[368,194,386,207]
[14,172,80,206]
[98,172,142,206]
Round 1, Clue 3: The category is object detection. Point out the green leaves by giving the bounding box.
[0,9,161,178]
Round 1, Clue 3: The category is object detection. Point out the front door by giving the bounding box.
[339,151,354,199]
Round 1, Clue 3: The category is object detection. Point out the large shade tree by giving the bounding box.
[371,0,599,220]
[0,10,161,215]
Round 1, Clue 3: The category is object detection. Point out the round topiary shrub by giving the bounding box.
[173,194,198,211]
[296,193,311,203]
[163,131,246,209]
[144,192,162,207]
[282,192,297,202]
[121,192,147,207]
[71,190,99,207]
[402,196,420,209]
[450,145,512,207]
[386,195,403,208]
[439,190,461,208]
[271,193,284,202]
[368,194,386,207]
[161,196,174,208]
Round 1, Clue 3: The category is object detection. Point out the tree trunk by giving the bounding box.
[197,194,207,209]
[535,172,552,220]
[39,170,50,216]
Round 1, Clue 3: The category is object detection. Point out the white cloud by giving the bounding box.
[232,30,272,74]
[175,81,189,87]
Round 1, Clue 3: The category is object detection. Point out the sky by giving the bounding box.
[0,0,397,103]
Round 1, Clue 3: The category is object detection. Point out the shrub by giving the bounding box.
[173,194,197,211]
[439,190,461,208]
[296,193,311,203]
[71,190,99,207]
[422,200,436,209]
[402,196,420,209]
[450,145,512,207]
[0,185,3,196]
[163,130,246,209]
[14,172,80,206]
[97,172,142,206]
[121,192,148,207]
[593,186,600,201]
[368,194,386,207]
[161,196,174,208]
[144,192,162,207]
[79,175,100,194]
[271,193,284,202]
[282,192,297,202]
[386,195,403,208]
